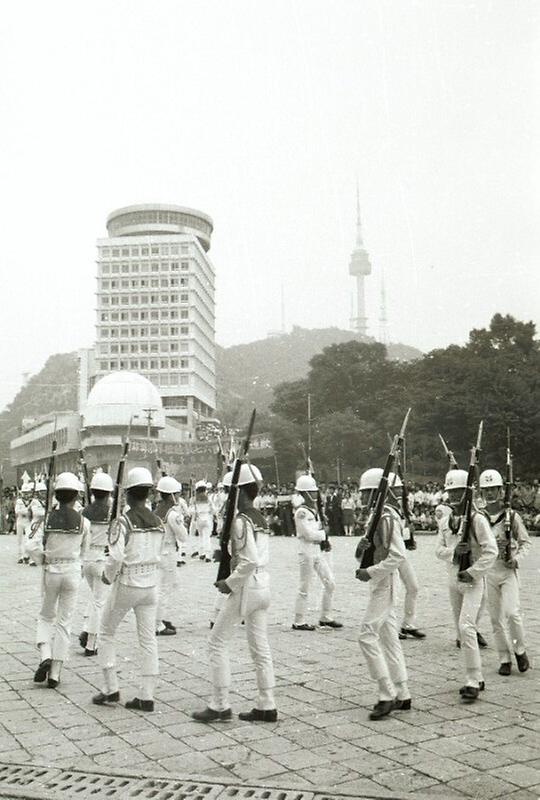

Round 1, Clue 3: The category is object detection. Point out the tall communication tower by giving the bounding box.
[349,185,372,336]
[378,270,389,346]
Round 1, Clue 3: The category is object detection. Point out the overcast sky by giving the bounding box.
[0,0,538,411]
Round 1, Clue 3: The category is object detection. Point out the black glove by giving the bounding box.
[320,538,332,552]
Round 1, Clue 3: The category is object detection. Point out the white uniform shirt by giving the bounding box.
[104,510,164,588]
[294,504,325,555]
[225,512,270,593]
[27,510,90,574]
[435,509,497,579]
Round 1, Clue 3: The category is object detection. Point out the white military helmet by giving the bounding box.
[195,479,208,490]
[206,481,213,490]
[444,469,468,490]
[35,481,47,492]
[295,474,318,492]
[90,472,114,492]
[360,468,383,491]
[221,464,262,487]
[54,472,81,491]
[21,483,32,493]
[125,467,153,489]
[479,469,503,489]
[157,476,182,494]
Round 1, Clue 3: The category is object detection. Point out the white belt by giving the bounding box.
[46,557,78,565]
[89,543,106,550]
[121,563,157,576]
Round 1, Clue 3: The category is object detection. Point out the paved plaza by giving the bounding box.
[0,533,539,800]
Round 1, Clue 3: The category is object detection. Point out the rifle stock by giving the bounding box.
[110,439,129,525]
[455,421,483,577]
[79,448,91,505]
[216,410,257,582]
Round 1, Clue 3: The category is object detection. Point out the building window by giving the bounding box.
[102,297,110,305]
[131,247,139,256]
[160,375,169,386]
[170,294,178,303]
[171,245,179,255]
[102,280,110,289]
[150,326,159,336]
[121,279,129,288]
[170,342,178,352]
[151,278,159,288]
[102,247,111,257]
[140,343,148,353]
[131,296,139,304]
[140,359,148,369]
[121,328,129,337]
[150,310,159,320]
[110,329,118,337]
[112,248,120,257]
[100,361,108,370]
[170,326,178,335]
[150,343,159,353]
[131,262,139,272]
[181,244,188,253]
[130,328,137,337]
[151,262,159,272]
[161,246,169,255]
[180,375,189,385]
[101,264,110,274]
[171,278,179,287]
[100,329,109,338]
[120,312,128,321]
[150,294,158,303]
[101,313,109,322]
[140,326,148,336]
[141,246,149,256]
[160,341,169,352]
[110,296,118,305]
[150,360,159,369]
[151,246,159,255]
[130,343,137,353]
[140,311,148,320]
[131,311,139,320]
[112,264,119,274]
[181,261,189,270]
[171,261,179,271]
[111,312,119,321]
[160,262,168,272]
[120,344,128,353]
[180,326,189,335]
[180,310,188,319]
[180,358,189,368]
[111,280,118,289]
[161,294,169,303]
[122,248,130,256]
[180,293,188,302]
[121,263,129,273]
[130,360,139,369]
[160,326,169,336]
[170,310,178,319]
[170,359,178,368]
[160,278,169,288]
[119,360,127,369]
[161,309,169,319]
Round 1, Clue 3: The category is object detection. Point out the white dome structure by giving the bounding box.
[82,372,165,430]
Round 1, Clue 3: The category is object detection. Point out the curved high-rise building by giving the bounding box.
[93,203,216,433]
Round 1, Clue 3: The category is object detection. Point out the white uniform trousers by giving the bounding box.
[209,576,275,712]
[196,519,212,559]
[99,583,159,699]
[487,565,526,662]
[294,551,335,624]
[448,577,485,686]
[398,556,419,628]
[82,562,108,636]
[16,521,27,560]
[36,571,81,661]
[358,578,407,690]
[155,554,177,626]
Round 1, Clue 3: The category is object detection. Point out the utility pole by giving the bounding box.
[307,393,312,458]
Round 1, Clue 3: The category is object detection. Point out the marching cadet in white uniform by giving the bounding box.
[92,468,164,712]
[435,469,497,702]
[292,475,342,631]
[356,468,410,720]
[479,469,530,675]
[192,463,277,723]
[79,472,114,656]
[211,483,228,533]
[15,484,33,564]
[155,476,188,636]
[28,472,90,688]
[189,481,214,562]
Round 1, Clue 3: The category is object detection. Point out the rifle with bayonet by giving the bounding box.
[386,432,415,550]
[504,427,514,563]
[39,427,58,545]
[438,433,459,470]
[79,447,91,506]
[108,438,130,544]
[215,409,256,582]
[355,408,411,570]
[454,421,483,579]
[299,442,331,552]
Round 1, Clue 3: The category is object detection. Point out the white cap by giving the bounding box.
[21,483,32,493]
[90,472,114,492]
[388,472,403,489]
[54,472,81,492]
[222,463,262,487]
[125,467,154,489]
[157,476,182,494]
[444,469,469,490]
[479,469,503,489]
[35,481,47,492]
[360,468,383,491]
[295,474,318,492]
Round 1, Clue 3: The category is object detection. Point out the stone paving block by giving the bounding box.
[417,735,473,758]
[310,740,366,762]
[179,731,238,752]
[361,732,406,752]
[489,763,540,788]
[459,748,514,771]
[156,752,221,774]
[324,775,398,795]
[372,766,439,793]
[296,762,359,786]
[226,725,275,743]
[412,753,476,782]
[448,772,519,798]
[488,742,540,763]
[271,748,328,770]
[229,756,289,782]
[249,735,302,756]
[138,736,190,759]
[339,750,405,776]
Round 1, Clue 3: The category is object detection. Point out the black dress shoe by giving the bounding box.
[162,620,176,631]
[33,658,52,683]
[292,623,315,631]
[238,708,278,722]
[456,639,461,649]
[92,691,120,705]
[459,682,484,696]
[498,662,512,676]
[125,697,154,712]
[191,552,199,558]
[393,698,412,711]
[79,631,88,649]
[460,686,479,703]
[401,627,426,639]
[156,627,176,636]
[319,619,343,629]
[476,632,488,648]
[29,562,37,566]
[398,632,407,640]
[17,558,24,564]
[191,707,232,722]
[47,677,59,689]
[515,651,530,673]
[369,700,394,720]
[84,648,98,657]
